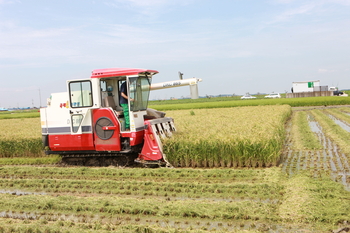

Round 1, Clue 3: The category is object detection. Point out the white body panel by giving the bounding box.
[41,78,101,135]
[66,78,100,135]
[129,110,147,132]
[292,80,320,93]
[40,92,71,135]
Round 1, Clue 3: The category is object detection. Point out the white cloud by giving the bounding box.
[271,0,296,3]
[101,24,154,43]
[326,0,350,5]
[0,20,16,29]
[318,68,328,73]
[115,0,193,7]
[272,3,318,24]
[0,25,81,65]
[318,68,336,73]
[123,0,170,7]
[0,0,20,5]
[271,0,350,5]
[104,0,195,17]
[267,0,350,28]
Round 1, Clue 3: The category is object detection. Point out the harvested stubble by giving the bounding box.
[326,107,350,125]
[290,111,323,150]
[310,109,350,155]
[0,167,349,232]
[164,105,292,168]
[0,218,184,233]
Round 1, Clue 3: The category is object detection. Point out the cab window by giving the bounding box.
[69,81,93,108]
[129,76,151,111]
[71,114,83,133]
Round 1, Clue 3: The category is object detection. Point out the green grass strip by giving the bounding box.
[0,111,40,119]
[150,97,350,111]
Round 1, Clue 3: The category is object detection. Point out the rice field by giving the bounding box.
[283,106,350,191]
[0,166,348,232]
[0,118,43,158]
[0,105,292,168]
[1,103,350,231]
[164,105,292,168]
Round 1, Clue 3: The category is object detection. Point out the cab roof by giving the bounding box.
[91,68,158,79]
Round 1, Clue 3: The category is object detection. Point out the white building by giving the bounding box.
[292,80,320,93]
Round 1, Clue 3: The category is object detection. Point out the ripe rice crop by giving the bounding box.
[0,118,43,157]
[0,118,41,140]
[164,105,292,168]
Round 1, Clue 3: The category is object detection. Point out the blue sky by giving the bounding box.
[1,0,349,107]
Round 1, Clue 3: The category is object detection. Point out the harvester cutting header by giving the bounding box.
[40,68,201,167]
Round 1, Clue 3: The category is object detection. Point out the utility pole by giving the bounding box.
[38,88,42,108]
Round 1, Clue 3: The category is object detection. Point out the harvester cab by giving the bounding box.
[40,68,176,167]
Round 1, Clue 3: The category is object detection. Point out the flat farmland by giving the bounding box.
[0,103,350,232]
[0,166,349,232]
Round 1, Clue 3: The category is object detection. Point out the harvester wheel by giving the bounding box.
[95,117,114,140]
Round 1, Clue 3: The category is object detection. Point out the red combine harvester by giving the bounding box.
[40,68,178,167]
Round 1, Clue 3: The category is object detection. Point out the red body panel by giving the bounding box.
[139,121,163,161]
[121,131,144,146]
[92,108,122,151]
[48,108,147,153]
[91,68,158,79]
[49,134,94,151]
